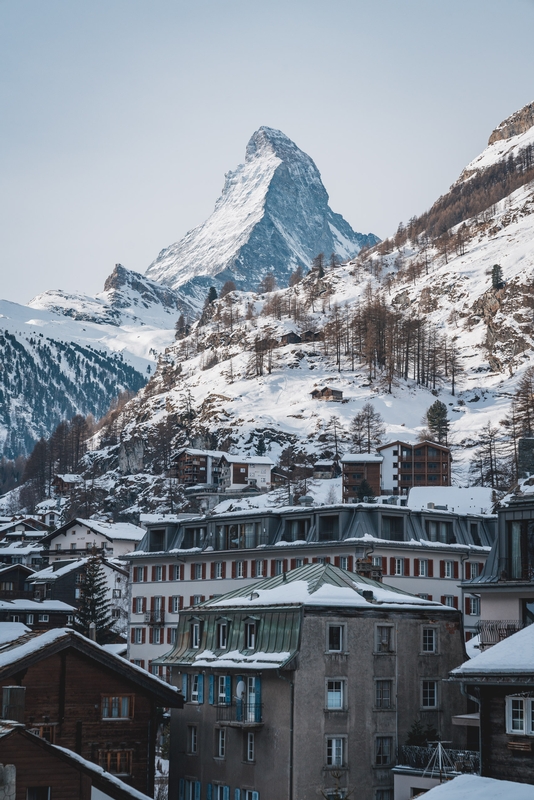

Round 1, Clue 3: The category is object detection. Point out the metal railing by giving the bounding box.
[216,702,263,725]
[399,745,479,773]
[476,619,525,648]
[145,610,165,625]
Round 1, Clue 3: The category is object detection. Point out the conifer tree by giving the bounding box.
[424,400,450,444]
[357,479,375,502]
[349,403,385,453]
[75,554,113,643]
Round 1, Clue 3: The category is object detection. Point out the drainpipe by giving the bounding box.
[277,670,294,800]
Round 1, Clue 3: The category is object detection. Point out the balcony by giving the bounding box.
[476,619,525,649]
[216,702,263,727]
[399,745,479,774]
[144,610,165,625]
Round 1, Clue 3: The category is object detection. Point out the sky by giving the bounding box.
[1,0,534,305]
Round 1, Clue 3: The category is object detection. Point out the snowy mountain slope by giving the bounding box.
[0,267,181,456]
[145,127,379,306]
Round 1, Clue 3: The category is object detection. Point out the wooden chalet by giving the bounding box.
[0,625,182,795]
[0,598,75,630]
[341,454,384,500]
[52,474,84,496]
[301,330,322,342]
[310,386,343,402]
[0,564,35,600]
[279,331,302,345]
[0,722,153,800]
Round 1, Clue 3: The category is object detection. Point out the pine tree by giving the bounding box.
[75,554,113,643]
[349,403,385,453]
[492,264,504,289]
[425,400,450,444]
[357,479,375,502]
[311,253,325,278]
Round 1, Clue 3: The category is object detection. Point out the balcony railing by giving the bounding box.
[216,702,263,726]
[476,619,525,648]
[399,745,479,774]
[145,610,165,625]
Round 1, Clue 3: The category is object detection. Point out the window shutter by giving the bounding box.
[180,564,185,580]
[179,779,185,800]
[243,561,248,578]
[200,595,205,602]
[190,564,195,580]
[232,561,237,579]
[465,597,471,615]
[404,558,410,576]
[149,628,153,644]
[428,560,434,577]
[236,675,244,721]
[132,597,137,614]
[440,560,445,578]
[427,594,433,601]
[202,564,206,580]
[441,595,446,605]
[255,677,262,723]
[131,628,135,644]
[195,781,201,800]
[209,674,214,704]
[222,562,226,578]
[207,786,212,800]
[179,596,184,610]
[270,559,276,577]
[211,562,216,579]
[291,559,297,570]
[168,596,173,613]
[390,557,395,575]
[312,557,318,564]
[382,557,388,575]
[167,628,172,644]
[478,562,484,574]
[182,673,188,700]
[283,559,288,572]
[151,596,155,611]
[142,597,147,612]
[453,596,459,609]
[465,562,471,580]
[251,561,256,577]
[347,556,354,572]
[223,788,230,800]
[152,566,156,582]
[234,790,240,800]
[252,793,259,800]
[453,562,459,580]
[142,628,146,644]
[325,556,331,564]
[190,596,195,606]
[225,676,231,704]
[414,559,420,577]
[144,566,148,582]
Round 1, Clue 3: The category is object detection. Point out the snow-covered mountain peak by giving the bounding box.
[145,127,379,305]
[488,100,534,145]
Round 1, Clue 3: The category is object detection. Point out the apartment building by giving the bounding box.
[378,441,452,495]
[125,501,495,671]
[41,518,145,562]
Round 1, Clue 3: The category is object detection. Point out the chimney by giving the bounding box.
[2,686,25,723]
[89,622,97,642]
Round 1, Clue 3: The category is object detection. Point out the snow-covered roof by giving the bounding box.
[407,487,494,516]
[0,542,43,555]
[55,519,146,541]
[220,454,275,466]
[174,447,225,458]
[198,562,455,612]
[0,622,30,645]
[418,774,534,799]
[0,599,74,612]
[30,557,126,581]
[451,624,534,678]
[341,454,383,463]
[54,474,83,483]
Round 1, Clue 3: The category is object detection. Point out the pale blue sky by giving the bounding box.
[1,0,534,304]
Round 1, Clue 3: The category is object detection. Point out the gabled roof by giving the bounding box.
[0,627,181,706]
[450,624,534,680]
[341,454,383,463]
[30,557,128,582]
[174,447,225,459]
[377,439,450,452]
[41,518,145,545]
[193,562,450,611]
[0,724,153,800]
[220,454,275,466]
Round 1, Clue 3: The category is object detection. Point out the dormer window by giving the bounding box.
[217,620,228,649]
[244,619,258,650]
[190,621,201,649]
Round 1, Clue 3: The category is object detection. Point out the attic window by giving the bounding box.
[245,622,256,650]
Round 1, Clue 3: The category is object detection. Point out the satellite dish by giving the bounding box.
[236,680,245,700]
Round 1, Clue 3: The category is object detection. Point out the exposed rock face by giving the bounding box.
[145,126,379,306]
[488,100,534,144]
[103,264,181,312]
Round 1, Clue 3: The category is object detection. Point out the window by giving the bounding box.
[375,736,392,765]
[375,680,392,709]
[216,727,226,758]
[215,562,224,579]
[192,594,203,605]
[101,695,133,719]
[133,566,146,582]
[112,589,122,598]
[444,561,453,578]
[422,628,436,653]
[133,627,143,644]
[191,674,201,702]
[170,564,182,581]
[153,627,162,644]
[217,621,228,649]
[236,561,244,578]
[372,556,382,567]
[245,622,256,649]
[170,627,178,645]
[188,725,198,754]
[418,559,428,577]
[394,558,404,576]
[26,614,34,625]
[375,790,393,800]
[318,515,340,541]
[469,596,481,616]
[469,562,480,579]
[27,788,51,800]
[327,625,344,652]
[0,581,13,591]
[505,695,534,734]
[255,560,265,578]
[71,543,77,551]
[326,737,345,767]
[112,608,121,619]
[171,596,180,613]
[191,622,201,649]
[375,626,394,653]
[381,516,404,541]
[274,560,284,576]
[339,556,349,570]
[443,595,456,608]
[326,680,345,710]
[154,565,163,582]
[218,675,230,704]
[27,724,56,743]
[422,681,438,708]
[243,792,259,800]
[246,731,255,762]
[38,614,49,623]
